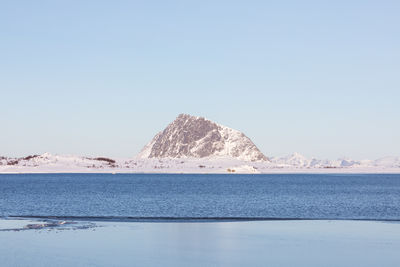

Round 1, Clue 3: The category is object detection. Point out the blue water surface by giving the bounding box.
[0,173,399,220]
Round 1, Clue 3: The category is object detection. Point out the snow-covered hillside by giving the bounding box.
[1,152,399,174]
[0,153,123,173]
[137,114,268,162]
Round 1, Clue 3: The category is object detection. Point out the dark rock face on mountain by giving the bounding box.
[138,114,268,161]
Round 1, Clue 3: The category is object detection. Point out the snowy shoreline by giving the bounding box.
[1,170,400,174]
[1,167,399,174]
[1,153,400,174]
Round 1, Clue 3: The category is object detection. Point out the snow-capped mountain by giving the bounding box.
[372,156,400,168]
[270,153,363,168]
[137,114,268,162]
[269,153,400,169]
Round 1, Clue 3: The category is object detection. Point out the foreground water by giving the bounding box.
[1,173,399,220]
[1,220,400,267]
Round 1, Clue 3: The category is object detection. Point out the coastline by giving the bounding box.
[2,154,399,174]
[1,167,400,174]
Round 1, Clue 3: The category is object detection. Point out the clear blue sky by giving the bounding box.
[1,0,399,159]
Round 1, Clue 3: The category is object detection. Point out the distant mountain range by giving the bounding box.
[269,152,400,169]
[1,114,399,173]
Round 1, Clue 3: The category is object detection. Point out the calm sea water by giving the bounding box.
[0,173,399,220]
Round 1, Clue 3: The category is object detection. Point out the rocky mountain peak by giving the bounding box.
[137,114,268,162]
